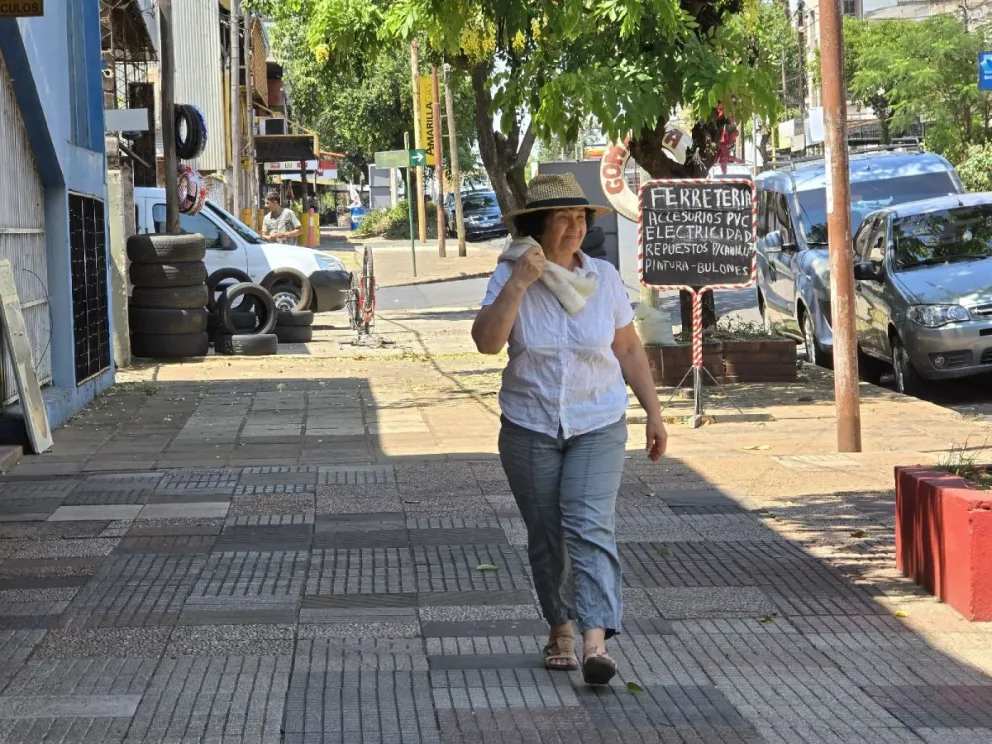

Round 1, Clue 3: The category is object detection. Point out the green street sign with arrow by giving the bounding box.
[374,149,429,169]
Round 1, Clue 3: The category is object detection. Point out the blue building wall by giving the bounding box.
[0,1,115,434]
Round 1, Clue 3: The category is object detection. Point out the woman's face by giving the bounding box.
[540,208,587,257]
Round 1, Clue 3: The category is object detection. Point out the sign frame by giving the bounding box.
[418,75,437,166]
[374,149,410,168]
[979,51,992,92]
[637,177,758,293]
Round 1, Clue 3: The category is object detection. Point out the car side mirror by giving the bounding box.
[853,260,884,282]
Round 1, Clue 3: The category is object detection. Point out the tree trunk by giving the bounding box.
[469,62,535,216]
[629,120,719,332]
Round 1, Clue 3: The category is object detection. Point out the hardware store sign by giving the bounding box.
[0,1,43,17]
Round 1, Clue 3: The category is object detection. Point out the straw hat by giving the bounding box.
[503,173,613,223]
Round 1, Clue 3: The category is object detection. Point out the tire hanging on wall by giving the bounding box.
[129,307,208,335]
[175,104,206,160]
[215,333,279,356]
[217,282,277,336]
[127,233,206,264]
[130,331,210,359]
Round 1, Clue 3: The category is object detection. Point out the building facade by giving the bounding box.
[0,2,115,434]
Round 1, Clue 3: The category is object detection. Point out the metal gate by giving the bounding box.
[0,48,51,405]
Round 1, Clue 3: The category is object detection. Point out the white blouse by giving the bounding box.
[482,252,634,439]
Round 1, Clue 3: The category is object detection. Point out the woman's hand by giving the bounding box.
[510,245,545,287]
[645,415,667,462]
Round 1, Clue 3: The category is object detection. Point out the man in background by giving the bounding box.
[261,192,301,244]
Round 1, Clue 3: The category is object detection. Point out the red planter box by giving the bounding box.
[895,467,992,621]
[643,339,796,386]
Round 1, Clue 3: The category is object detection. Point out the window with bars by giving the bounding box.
[843,0,858,17]
[69,194,110,384]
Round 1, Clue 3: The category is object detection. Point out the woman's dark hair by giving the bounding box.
[514,208,596,239]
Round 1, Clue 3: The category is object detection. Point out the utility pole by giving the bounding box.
[229,0,241,217]
[819,0,862,452]
[244,12,257,225]
[159,0,178,233]
[442,64,466,257]
[410,41,427,243]
[432,67,446,257]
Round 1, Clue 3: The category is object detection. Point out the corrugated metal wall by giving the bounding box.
[173,0,227,172]
[0,48,51,404]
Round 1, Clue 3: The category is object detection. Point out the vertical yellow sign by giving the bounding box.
[418,76,437,166]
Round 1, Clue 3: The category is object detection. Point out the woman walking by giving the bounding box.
[472,174,666,685]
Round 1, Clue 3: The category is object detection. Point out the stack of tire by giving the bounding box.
[264,269,315,345]
[206,269,279,356]
[128,234,209,359]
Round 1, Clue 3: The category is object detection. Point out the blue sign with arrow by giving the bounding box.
[980,52,992,91]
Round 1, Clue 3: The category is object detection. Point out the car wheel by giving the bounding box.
[857,347,884,385]
[758,291,772,334]
[892,337,925,397]
[802,309,833,369]
[260,269,314,312]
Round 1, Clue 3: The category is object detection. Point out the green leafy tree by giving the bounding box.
[838,18,911,145]
[840,16,988,159]
[256,0,781,213]
[957,143,992,191]
[252,2,478,185]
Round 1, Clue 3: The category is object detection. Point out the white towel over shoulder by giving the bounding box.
[499,236,597,314]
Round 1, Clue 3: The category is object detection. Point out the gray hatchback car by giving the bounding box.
[852,193,992,395]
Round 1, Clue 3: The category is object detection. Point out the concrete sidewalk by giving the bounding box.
[321,231,501,288]
[1,322,991,742]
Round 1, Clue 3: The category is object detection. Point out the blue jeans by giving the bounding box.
[498,416,627,638]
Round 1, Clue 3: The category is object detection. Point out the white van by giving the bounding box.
[134,187,351,312]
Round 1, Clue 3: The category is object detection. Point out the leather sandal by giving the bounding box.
[582,649,617,685]
[543,634,579,672]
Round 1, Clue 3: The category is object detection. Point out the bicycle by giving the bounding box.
[347,245,376,334]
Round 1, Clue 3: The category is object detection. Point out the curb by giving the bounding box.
[379,271,492,289]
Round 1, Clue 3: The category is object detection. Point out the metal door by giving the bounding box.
[0,49,50,405]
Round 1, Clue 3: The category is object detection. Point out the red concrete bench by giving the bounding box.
[895,467,992,621]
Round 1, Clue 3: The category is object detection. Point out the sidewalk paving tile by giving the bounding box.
[2,366,992,742]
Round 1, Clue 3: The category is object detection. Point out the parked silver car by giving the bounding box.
[852,193,992,395]
[755,150,964,367]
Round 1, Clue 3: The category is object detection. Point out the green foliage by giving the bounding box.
[263,3,478,184]
[842,16,989,159]
[354,200,439,239]
[956,143,992,192]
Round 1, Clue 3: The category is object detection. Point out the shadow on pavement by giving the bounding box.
[0,376,989,741]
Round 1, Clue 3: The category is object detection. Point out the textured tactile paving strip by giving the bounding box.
[125,654,290,744]
[189,550,308,600]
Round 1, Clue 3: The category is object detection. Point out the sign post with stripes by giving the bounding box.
[637,178,757,428]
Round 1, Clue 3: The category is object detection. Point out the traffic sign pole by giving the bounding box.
[404,132,417,278]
